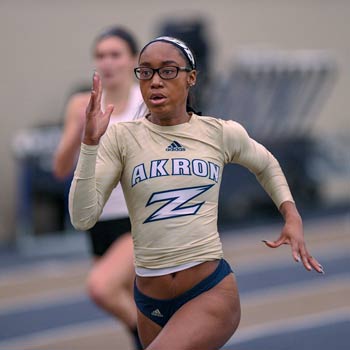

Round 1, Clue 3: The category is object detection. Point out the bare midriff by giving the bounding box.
[135,260,220,299]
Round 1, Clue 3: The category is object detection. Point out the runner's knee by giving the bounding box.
[86,267,123,306]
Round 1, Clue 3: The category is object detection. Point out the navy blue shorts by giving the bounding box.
[87,217,131,256]
[134,259,233,327]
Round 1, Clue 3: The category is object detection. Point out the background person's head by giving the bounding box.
[93,26,138,89]
[136,37,197,119]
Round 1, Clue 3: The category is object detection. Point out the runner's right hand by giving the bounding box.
[83,72,114,145]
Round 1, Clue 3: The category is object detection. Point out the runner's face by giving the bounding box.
[138,42,196,118]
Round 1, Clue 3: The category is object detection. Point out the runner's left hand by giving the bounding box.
[262,202,324,274]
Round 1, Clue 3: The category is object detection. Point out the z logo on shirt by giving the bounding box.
[143,184,214,223]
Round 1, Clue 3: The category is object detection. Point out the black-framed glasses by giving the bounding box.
[134,66,191,80]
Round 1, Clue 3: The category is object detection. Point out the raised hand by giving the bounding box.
[262,201,324,274]
[83,72,114,145]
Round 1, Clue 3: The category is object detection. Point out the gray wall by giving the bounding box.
[1,0,349,241]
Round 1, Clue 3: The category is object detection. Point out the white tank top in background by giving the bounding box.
[99,84,143,221]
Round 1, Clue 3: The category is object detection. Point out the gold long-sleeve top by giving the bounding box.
[69,114,294,269]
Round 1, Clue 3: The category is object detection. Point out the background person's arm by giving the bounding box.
[53,94,88,179]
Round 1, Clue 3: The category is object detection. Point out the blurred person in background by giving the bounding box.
[54,26,143,349]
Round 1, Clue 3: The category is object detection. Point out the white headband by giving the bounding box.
[143,36,196,69]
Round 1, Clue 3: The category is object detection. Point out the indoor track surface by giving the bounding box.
[0,213,349,350]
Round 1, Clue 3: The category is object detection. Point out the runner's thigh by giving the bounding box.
[147,273,240,350]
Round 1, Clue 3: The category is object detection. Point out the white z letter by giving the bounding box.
[143,184,214,223]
